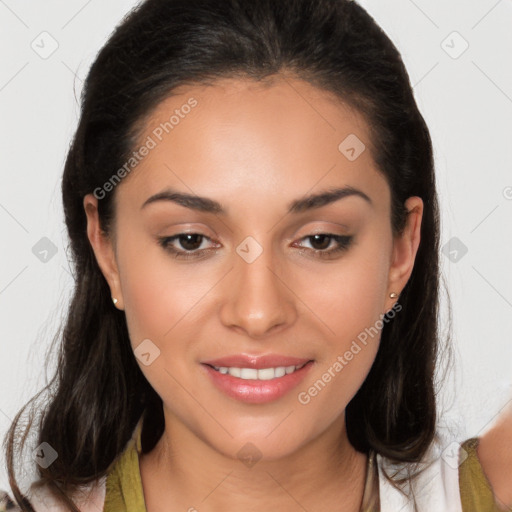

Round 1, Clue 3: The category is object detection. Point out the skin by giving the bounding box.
[84,74,423,512]
[478,401,512,509]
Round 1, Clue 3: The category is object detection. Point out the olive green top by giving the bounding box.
[103,420,509,512]
[458,437,510,511]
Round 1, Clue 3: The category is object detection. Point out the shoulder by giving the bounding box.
[376,434,463,511]
[1,490,22,511]
[474,402,512,510]
[26,478,106,512]
[0,418,144,512]
[376,429,511,512]
[23,419,145,512]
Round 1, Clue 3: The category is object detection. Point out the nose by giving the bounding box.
[219,243,297,338]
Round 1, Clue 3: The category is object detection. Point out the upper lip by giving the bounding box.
[202,354,312,369]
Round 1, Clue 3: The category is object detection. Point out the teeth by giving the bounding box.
[275,367,286,378]
[229,367,241,378]
[240,368,258,379]
[212,364,305,380]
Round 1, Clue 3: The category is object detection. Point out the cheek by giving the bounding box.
[118,236,212,346]
[116,243,208,415]
[293,234,391,408]
[297,234,391,346]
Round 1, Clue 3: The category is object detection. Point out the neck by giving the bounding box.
[139,409,368,512]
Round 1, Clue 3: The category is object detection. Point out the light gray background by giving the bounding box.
[1,0,511,492]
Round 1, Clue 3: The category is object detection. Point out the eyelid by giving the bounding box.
[158,231,354,261]
[155,223,217,237]
[292,221,351,236]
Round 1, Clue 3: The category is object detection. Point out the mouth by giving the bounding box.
[200,355,314,404]
[204,361,310,380]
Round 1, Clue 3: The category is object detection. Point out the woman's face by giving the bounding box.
[85,75,422,461]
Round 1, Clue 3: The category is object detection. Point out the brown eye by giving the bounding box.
[175,233,204,251]
[157,233,219,260]
[294,234,354,259]
[308,234,332,251]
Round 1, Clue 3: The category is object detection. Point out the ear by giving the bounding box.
[387,196,423,305]
[83,194,124,310]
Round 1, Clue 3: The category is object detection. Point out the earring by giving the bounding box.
[112,297,118,305]
[389,292,398,299]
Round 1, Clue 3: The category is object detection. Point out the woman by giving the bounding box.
[3,0,511,510]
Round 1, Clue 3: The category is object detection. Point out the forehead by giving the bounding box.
[114,75,386,212]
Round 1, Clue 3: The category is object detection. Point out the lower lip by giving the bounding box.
[202,362,314,404]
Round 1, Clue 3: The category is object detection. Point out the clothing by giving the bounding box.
[25,417,509,511]
[103,418,507,512]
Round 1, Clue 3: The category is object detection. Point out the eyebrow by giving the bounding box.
[140,185,372,215]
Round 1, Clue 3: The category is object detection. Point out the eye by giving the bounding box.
[293,234,354,259]
[157,233,219,260]
[157,232,354,261]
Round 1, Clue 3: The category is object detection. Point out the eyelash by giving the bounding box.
[157,233,354,260]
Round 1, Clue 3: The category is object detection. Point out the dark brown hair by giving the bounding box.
[4,0,446,509]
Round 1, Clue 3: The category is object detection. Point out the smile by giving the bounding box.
[209,362,308,380]
[201,359,314,404]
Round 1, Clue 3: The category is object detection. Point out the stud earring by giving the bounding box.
[112,297,118,305]
[389,292,398,299]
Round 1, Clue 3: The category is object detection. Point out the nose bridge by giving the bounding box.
[219,235,296,337]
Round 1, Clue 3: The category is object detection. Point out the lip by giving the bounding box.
[202,354,311,369]
[201,355,314,404]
